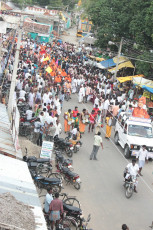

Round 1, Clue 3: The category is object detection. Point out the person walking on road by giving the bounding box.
[90,132,103,160]
[136,145,148,176]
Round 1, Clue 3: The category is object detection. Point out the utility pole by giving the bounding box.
[8,16,23,120]
[114,37,123,81]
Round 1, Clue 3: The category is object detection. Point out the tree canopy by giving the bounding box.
[83,0,153,76]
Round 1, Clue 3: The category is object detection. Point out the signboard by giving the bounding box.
[129,116,151,124]
[40,141,54,159]
[23,20,50,35]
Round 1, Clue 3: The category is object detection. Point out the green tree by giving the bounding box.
[83,0,153,76]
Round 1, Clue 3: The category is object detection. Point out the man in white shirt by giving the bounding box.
[103,98,110,119]
[33,118,41,144]
[26,107,33,120]
[90,132,103,160]
[54,119,62,137]
[43,92,49,104]
[136,145,148,176]
[125,159,139,192]
[44,188,53,213]
[19,89,26,100]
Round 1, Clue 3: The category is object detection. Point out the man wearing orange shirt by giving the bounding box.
[55,75,61,84]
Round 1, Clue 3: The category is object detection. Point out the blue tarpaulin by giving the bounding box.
[140,85,153,94]
[99,59,116,69]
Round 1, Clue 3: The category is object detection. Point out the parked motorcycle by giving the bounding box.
[55,164,81,190]
[19,122,33,136]
[55,151,73,170]
[20,113,36,123]
[31,171,63,193]
[23,148,52,176]
[54,135,74,157]
[63,203,91,228]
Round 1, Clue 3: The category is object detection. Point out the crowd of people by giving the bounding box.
[6,35,146,147]
[1,29,151,230]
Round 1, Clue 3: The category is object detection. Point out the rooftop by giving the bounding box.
[0,103,22,158]
[0,154,47,229]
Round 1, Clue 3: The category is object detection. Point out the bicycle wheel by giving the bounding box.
[64,198,80,209]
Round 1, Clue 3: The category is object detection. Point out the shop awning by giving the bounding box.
[108,61,134,73]
[117,75,144,83]
[99,58,116,69]
[133,77,153,93]
[98,56,129,69]
[96,57,105,62]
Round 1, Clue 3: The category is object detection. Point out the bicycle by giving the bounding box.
[39,192,80,209]
[60,192,81,209]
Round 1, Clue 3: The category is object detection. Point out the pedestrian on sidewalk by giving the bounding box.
[90,132,103,160]
[136,145,148,176]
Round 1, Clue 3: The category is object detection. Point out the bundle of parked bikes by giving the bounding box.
[23,147,90,230]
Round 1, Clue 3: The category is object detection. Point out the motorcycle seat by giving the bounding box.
[67,171,78,177]
[63,203,82,212]
[63,141,71,146]
[64,159,73,164]
[37,158,50,163]
[44,178,60,183]
[62,167,70,173]
[58,138,65,142]
[27,156,37,162]
[27,162,38,168]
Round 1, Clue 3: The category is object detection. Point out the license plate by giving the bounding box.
[70,147,73,150]
[131,151,138,156]
[76,178,81,183]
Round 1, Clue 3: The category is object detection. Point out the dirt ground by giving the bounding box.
[0,193,35,230]
[19,136,41,158]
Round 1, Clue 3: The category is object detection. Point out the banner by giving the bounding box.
[23,20,50,35]
[40,141,54,159]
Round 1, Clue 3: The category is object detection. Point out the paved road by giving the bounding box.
[61,27,79,45]
[58,93,153,230]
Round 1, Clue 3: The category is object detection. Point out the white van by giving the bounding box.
[114,112,153,159]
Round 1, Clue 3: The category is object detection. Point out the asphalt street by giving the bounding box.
[58,93,153,230]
